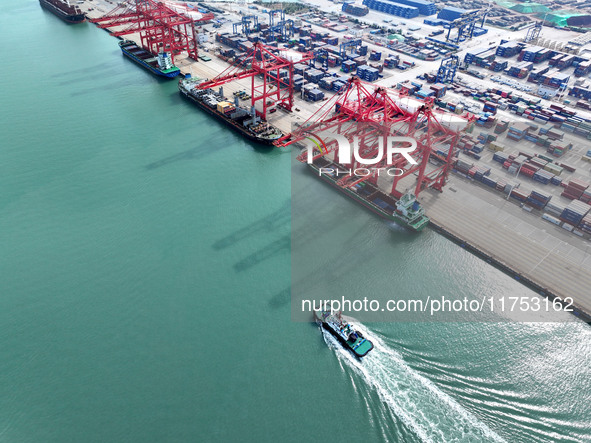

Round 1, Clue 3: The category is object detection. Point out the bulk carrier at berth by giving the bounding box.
[39,0,86,23]
[118,40,181,78]
[308,155,430,232]
[178,75,283,145]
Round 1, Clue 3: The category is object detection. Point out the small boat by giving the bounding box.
[314,306,374,358]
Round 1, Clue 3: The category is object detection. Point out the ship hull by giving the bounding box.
[119,43,180,78]
[307,160,428,232]
[314,314,374,358]
[179,87,281,146]
[39,0,86,23]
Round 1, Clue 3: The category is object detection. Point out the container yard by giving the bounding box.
[73,0,591,322]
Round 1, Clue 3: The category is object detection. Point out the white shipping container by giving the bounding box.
[542,213,561,225]
[545,207,562,217]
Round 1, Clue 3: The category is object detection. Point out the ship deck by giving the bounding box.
[121,43,179,74]
[349,338,373,357]
[311,157,400,216]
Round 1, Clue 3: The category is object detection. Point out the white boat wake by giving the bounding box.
[321,325,506,443]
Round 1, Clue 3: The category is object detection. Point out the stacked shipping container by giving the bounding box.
[560,200,591,226]
[356,65,380,81]
[518,46,552,64]
[341,2,369,16]
[496,41,523,58]
[362,0,419,18]
[437,6,466,21]
[562,179,589,200]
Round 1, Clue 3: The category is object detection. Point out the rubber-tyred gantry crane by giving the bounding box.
[196,42,314,119]
[91,0,214,62]
[275,77,473,198]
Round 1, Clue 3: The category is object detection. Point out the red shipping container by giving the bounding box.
[512,190,529,200]
[568,179,589,191]
[522,163,539,171]
[560,163,576,172]
[565,186,584,198]
[530,158,547,167]
[561,191,578,200]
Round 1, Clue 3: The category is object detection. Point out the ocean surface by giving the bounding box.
[1,2,590,442]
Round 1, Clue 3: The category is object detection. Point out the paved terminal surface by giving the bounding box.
[420,178,591,317]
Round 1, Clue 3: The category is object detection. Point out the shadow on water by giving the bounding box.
[212,200,290,250]
[58,67,124,86]
[9,2,40,15]
[269,287,291,309]
[290,219,399,298]
[50,61,113,78]
[65,53,178,92]
[70,78,137,97]
[233,234,290,272]
[251,143,276,155]
[145,143,226,170]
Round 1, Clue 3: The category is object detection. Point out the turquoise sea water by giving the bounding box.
[1,2,590,442]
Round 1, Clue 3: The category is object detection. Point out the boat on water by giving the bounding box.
[314,306,374,358]
[307,156,430,231]
[178,75,283,145]
[118,40,181,78]
[39,0,86,23]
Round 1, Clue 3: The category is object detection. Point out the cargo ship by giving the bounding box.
[307,155,430,231]
[314,306,374,358]
[118,40,181,78]
[39,0,86,23]
[178,75,283,145]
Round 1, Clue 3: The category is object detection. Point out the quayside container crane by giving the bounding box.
[275,77,474,197]
[195,42,313,119]
[91,0,214,61]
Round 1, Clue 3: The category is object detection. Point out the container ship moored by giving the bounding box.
[178,75,283,145]
[307,156,430,231]
[39,0,86,23]
[314,307,374,358]
[118,40,181,78]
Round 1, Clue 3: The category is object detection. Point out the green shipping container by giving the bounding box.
[544,163,563,175]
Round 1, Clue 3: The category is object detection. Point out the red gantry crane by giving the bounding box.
[91,0,214,62]
[195,42,314,120]
[275,77,474,198]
